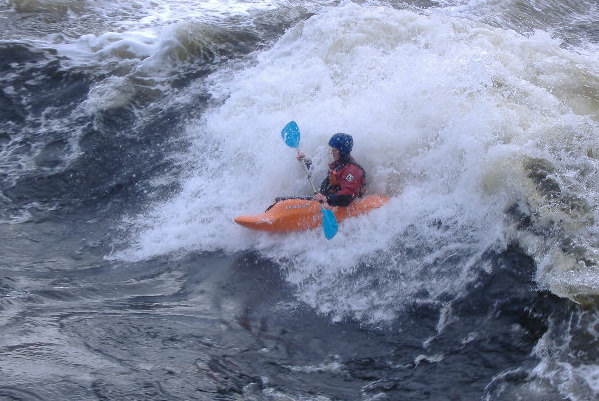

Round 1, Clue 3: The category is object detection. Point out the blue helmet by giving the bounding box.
[328,133,353,157]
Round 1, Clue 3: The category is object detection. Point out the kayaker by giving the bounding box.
[297,133,366,207]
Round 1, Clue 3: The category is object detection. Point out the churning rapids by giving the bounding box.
[1,0,599,400]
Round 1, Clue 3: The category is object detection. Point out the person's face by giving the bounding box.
[331,147,341,161]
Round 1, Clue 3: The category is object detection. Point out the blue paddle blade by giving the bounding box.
[321,209,338,240]
[281,121,300,148]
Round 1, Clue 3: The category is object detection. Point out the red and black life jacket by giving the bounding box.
[320,157,366,199]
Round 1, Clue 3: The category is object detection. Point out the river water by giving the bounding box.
[1,0,599,400]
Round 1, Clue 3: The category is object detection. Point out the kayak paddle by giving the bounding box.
[281,121,338,240]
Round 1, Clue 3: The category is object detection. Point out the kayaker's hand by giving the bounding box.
[313,193,327,204]
[297,153,312,171]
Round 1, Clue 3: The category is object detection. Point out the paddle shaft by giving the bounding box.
[297,152,318,194]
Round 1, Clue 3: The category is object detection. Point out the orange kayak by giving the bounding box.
[234,194,389,232]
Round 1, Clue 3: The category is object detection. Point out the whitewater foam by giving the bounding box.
[115,1,599,317]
